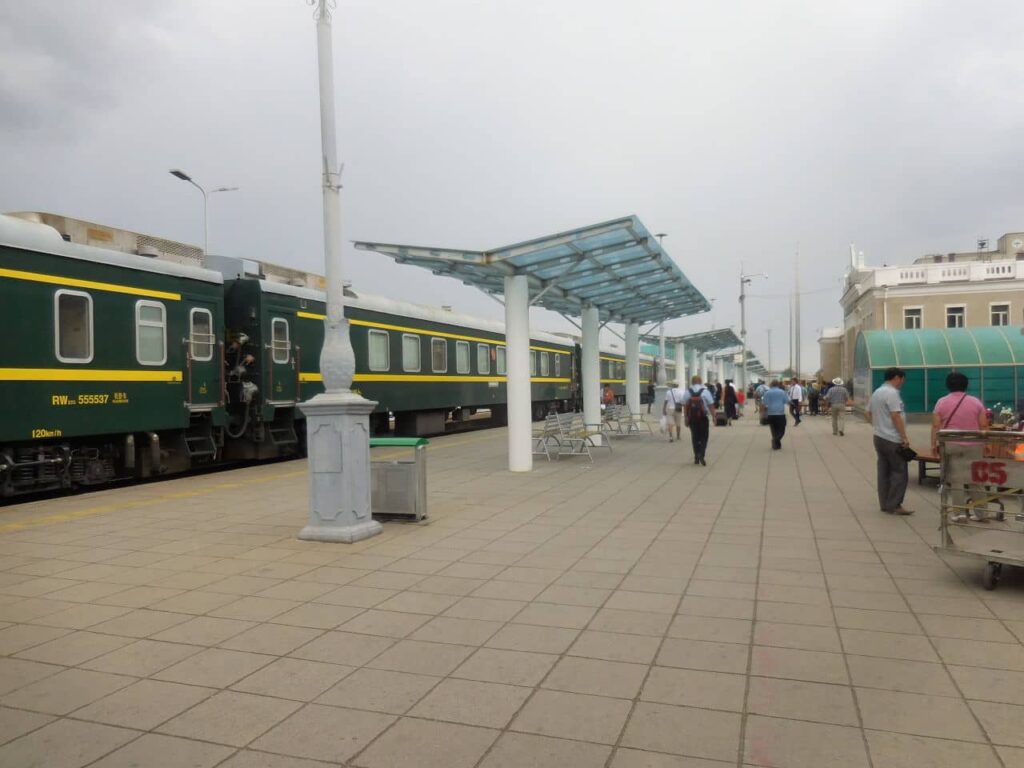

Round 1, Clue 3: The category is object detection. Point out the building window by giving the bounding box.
[455,340,470,374]
[402,334,420,372]
[368,329,389,371]
[496,346,506,375]
[270,318,290,364]
[136,301,167,365]
[54,290,93,363]
[431,338,447,373]
[903,307,922,330]
[540,352,550,376]
[946,306,966,329]
[991,304,1010,326]
[189,308,214,361]
[477,343,490,374]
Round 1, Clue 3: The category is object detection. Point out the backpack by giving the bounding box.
[686,387,708,425]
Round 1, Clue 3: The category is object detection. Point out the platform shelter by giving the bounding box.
[355,216,710,471]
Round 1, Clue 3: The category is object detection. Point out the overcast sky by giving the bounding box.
[3,0,1023,373]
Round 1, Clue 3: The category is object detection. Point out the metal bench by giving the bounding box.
[605,403,653,436]
[532,414,562,461]
[553,412,612,461]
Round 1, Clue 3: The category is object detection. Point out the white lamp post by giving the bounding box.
[297,0,381,543]
[168,169,237,255]
[739,264,766,389]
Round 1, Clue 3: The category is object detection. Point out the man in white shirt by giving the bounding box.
[788,380,803,426]
[865,367,913,515]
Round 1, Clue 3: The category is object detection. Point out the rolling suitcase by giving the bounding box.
[715,412,728,427]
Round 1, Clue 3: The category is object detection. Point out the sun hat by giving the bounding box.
[832,377,843,386]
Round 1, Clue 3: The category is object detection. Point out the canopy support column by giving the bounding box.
[675,341,686,388]
[717,355,726,385]
[504,274,532,472]
[582,306,602,445]
[625,322,640,415]
[687,347,698,384]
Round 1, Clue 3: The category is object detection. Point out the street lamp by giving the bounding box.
[739,265,767,390]
[168,169,238,255]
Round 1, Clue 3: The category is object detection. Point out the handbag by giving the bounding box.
[895,445,917,462]
[671,390,683,413]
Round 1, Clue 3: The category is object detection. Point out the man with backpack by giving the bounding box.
[683,375,717,466]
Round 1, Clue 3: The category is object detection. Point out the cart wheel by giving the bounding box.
[982,562,1001,591]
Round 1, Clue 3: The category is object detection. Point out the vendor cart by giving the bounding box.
[936,429,1024,590]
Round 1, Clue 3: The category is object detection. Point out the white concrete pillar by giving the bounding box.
[717,356,726,385]
[504,275,532,472]
[581,306,602,444]
[687,347,698,384]
[625,322,640,415]
[675,341,686,388]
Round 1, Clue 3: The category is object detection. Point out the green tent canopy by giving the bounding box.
[853,327,1024,413]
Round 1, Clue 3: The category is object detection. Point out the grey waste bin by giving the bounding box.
[369,437,428,521]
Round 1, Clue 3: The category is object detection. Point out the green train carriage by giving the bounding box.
[0,214,227,494]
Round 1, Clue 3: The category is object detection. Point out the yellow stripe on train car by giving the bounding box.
[298,373,571,384]
[0,268,181,301]
[0,368,183,382]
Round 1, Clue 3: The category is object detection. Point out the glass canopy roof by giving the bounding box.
[640,328,743,353]
[354,216,711,325]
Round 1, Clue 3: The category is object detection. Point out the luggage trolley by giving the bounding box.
[936,430,1024,590]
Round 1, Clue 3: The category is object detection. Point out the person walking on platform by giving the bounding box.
[866,367,913,515]
[646,379,656,414]
[724,380,739,421]
[684,375,716,466]
[761,380,789,450]
[826,377,850,436]
[788,379,803,426]
[662,381,683,443]
[807,381,820,416]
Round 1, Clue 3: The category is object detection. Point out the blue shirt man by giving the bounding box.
[760,382,790,450]
[762,387,789,415]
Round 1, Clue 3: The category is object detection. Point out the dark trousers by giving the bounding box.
[766,415,787,449]
[689,420,709,460]
[790,399,802,424]
[874,436,908,512]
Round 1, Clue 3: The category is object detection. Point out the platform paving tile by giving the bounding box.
[4,416,1024,765]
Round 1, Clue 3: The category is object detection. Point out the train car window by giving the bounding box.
[554,354,561,377]
[271,318,291,364]
[431,338,447,373]
[529,350,536,376]
[189,308,214,362]
[402,334,421,372]
[368,329,389,371]
[54,290,93,363]
[456,340,470,374]
[477,344,490,374]
[540,352,550,376]
[496,346,506,375]
[135,300,167,366]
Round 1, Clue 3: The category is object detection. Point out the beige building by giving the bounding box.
[817,327,843,382]
[836,232,1024,379]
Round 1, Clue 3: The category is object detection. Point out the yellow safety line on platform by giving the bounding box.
[0,432,504,533]
[0,267,182,301]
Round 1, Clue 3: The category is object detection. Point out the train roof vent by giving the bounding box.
[137,244,161,258]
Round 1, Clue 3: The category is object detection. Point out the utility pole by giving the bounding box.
[297,0,381,543]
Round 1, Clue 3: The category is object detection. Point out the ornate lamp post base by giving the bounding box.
[298,391,382,544]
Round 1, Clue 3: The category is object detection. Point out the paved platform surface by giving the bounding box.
[1,413,1024,768]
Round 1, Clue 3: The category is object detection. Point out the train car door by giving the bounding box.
[187,304,220,408]
[267,314,297,404]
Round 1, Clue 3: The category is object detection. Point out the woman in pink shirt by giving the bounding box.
[931,372,988,453]
[932,372,989,522]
